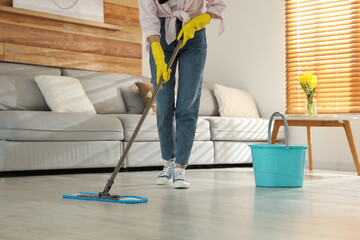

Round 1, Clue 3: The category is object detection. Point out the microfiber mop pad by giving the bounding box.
[62,192,148,204]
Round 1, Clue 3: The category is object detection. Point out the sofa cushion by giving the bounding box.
[35,75,97,114]
[0,75,50,111]
[199,85,219,116]
[62,68,151,114]
[116,114,211,141]
[120,89,146,114]
[0,62,61,76]
[0,111,124,141]
[61,69,127,114]
[120,78,152,114]
[204,117,285,141]
[116,114,157,141]
[0,62,61,111]
[214,84,260,118]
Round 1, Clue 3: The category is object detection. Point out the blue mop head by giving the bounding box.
[62,192,148,204]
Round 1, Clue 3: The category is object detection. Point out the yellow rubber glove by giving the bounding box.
[177,13,211,48]
[151,42,171,87]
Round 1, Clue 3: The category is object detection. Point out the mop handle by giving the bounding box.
[101,40,183,195]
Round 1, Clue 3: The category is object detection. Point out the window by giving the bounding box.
[286,0,360,114]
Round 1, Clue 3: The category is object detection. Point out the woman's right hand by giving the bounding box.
[151,42,171,85]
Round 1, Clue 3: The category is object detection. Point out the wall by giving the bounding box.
[0,0,142,75]
[142,0,360,173]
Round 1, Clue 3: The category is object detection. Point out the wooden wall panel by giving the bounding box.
[0,23,141,59]
[104,0,138,9]
[63,23,141,44]
[0,0,142,75]
[0,0,11,7]
[104,3,140,27]
[0,42,4,61]
[0,11,64,31]
[5,43,142,75]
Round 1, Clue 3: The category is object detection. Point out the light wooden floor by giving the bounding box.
[1,168,360,240]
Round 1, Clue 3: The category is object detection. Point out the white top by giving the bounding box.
[169,0,177,9]
[138,0,226,45]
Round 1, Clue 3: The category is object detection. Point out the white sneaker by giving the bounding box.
[156,161,175,185]
[173,168,190,189]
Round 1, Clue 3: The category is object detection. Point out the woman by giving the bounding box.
[138,0,226,189]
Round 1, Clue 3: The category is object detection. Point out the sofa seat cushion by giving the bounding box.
[203,117,285,141]
[116,114,211,141]
[0,111,123,141]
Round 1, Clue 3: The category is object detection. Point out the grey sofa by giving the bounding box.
[0,62,283,172]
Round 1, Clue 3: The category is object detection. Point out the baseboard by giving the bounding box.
[0,163,253,177]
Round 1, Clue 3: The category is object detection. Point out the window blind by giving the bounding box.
[286,0,360,114]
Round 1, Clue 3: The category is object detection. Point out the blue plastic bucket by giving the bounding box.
[249,112,308,188]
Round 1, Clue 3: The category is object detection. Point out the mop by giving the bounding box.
[63,40,183,204]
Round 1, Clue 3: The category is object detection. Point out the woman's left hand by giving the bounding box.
[177,13,212,48]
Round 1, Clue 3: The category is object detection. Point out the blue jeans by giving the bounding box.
[150,18,207,167]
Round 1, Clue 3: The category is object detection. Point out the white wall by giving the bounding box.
[142,0,360,173]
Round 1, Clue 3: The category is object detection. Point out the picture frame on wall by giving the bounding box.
[13,0,104,23]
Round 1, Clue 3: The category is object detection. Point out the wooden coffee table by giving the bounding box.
[271,115,360,176]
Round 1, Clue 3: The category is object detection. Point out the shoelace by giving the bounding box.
[173,170,185,181]
[159,161,175,177]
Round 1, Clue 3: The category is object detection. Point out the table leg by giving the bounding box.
[271,120,280,144]
[306,126,313,171]
[343,121,360,176]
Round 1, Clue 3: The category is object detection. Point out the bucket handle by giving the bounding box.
[268,112,289,150]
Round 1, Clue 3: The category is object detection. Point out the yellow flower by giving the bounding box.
[298,72,317,99]
[298,72,313,83]
[309,75,317,88]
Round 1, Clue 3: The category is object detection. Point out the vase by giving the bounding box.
[306,98,317,116]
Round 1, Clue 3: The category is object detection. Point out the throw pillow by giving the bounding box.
[213,84,260,118]
[134,82,156,114]
[34,75,96,114]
